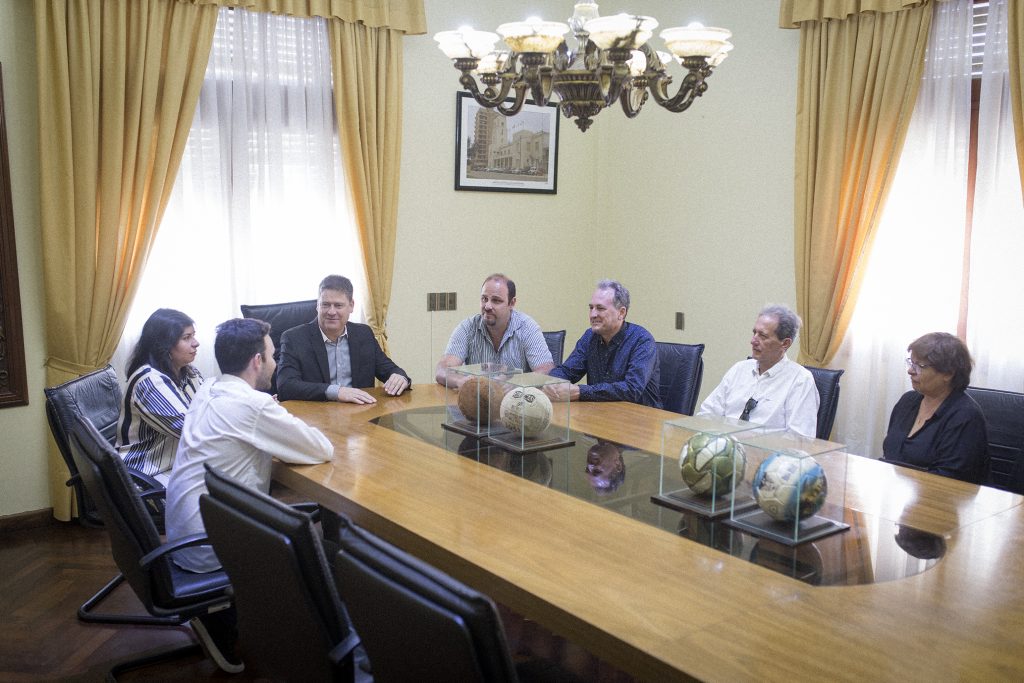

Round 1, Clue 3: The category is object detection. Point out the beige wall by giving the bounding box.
[0,0,48,518]
[389,0,601,381]
[0,0,799,517]
[389,0,800,394]
[592,0,800,389]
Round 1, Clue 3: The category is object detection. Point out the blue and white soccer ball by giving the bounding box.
[679,433,746,496]
[752,451,828,522]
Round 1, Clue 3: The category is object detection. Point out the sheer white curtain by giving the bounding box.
[831,0,973,456]
[966,0,1024,390]
[833,0,1024,457]
[112,7,366,380]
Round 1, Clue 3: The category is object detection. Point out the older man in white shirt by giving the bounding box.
[698,304,819,438]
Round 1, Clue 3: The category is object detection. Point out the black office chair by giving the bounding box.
[240,298,317,393]
[655,342,705,415]
[803,365,844,441]
[66,414,236,679]
[542,330,566,366]
[44,365,168,625]
[965,386,1024,494]
[333,518,521,683]
[44,364,124,527]
[200,465,362,682]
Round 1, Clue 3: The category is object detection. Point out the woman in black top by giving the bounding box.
[882,332,988,484]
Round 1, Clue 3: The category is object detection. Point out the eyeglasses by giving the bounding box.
[905,357,931,373]
[740,397,758,421]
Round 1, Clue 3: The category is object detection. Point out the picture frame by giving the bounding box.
[0,63,28,408]
[454,92,559,194]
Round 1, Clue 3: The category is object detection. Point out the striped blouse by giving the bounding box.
[116,364,203,483]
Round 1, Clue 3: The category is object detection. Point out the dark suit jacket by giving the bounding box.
[277,320,410,401]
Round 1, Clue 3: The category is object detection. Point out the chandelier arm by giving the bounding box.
[524,65,554,107]
[604,64,632,108]
[495,85,528,116]
[649,66,710,113]
[619,82,647,118]
[459,72,516,109]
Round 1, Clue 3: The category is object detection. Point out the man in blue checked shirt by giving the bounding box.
[547,280,661,408]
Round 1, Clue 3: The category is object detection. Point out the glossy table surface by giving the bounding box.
[274,385,1024,682]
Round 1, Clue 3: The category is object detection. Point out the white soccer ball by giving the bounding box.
[499,387,552,437]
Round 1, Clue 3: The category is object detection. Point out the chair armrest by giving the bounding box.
[139,488,167,503]
[290,501,321,522]
[128,468,165,493]
[327,631,361,666]
[138,533,211,570]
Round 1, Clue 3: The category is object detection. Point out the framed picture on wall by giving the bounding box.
[0,63,28,408]
[454,92,559,194]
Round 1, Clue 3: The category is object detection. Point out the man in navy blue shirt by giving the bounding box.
[547,280,661,408]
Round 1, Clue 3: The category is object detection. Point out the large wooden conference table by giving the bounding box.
[273,384,1024,682]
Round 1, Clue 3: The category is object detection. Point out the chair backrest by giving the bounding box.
[542,330,566,366]
[44,365,123,526]
[333,519,519,683]
[965,386,1024,494]
[67,414,229,617]
[803,366,844,441]
[200,466,358,682]
[655,342,705,415]
[240,299,317,394]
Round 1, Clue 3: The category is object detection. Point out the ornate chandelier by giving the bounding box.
[434,2,733,132]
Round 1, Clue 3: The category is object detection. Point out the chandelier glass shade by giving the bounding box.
[434,2,733,132]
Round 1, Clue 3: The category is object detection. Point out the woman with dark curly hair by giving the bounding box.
[116,308,204,482]
[882,332,988,484]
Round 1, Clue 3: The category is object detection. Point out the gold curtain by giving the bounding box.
[780,0,927,26]
[328,21,404,353]
[1009,1,1024,201]
[191,0,424,350]
[35,0,218,520]
[785,0,933,366]
[187,0,425,32]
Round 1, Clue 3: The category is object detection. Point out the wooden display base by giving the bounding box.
[651,489,757,520]
[726,509,850,547]
[441,419,505,439]
[484,432,575,455]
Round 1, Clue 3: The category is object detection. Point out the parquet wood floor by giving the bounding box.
[0,521,633,682]
[0,521,253,682]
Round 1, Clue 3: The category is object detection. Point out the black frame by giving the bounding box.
[454,92,559,194]
[0,63,27,408]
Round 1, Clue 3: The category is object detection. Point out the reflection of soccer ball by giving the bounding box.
[752,451,828,522]
[499,387,552,437]
[679,433,746,496]
[457,377,503,424]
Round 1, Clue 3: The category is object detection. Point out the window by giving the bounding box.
[113,8,366,379]
[833,0,1023,455]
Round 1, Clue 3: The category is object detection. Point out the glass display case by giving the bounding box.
[442,363,520,437]
[653,415,762,519]
[482,371,574,453]
[726,430,850,546]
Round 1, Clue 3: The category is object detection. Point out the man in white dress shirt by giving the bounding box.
[166,318,334,574]
[697,304,820,438]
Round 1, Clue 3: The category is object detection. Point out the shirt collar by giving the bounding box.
[600,322,628,348]
[320,325,348,344]
[752,355,790,377]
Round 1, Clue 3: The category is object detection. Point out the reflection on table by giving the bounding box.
[372,406,944,586]
[275,386,1024,682]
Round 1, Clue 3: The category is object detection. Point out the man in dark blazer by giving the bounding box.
[277,275,410,404]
